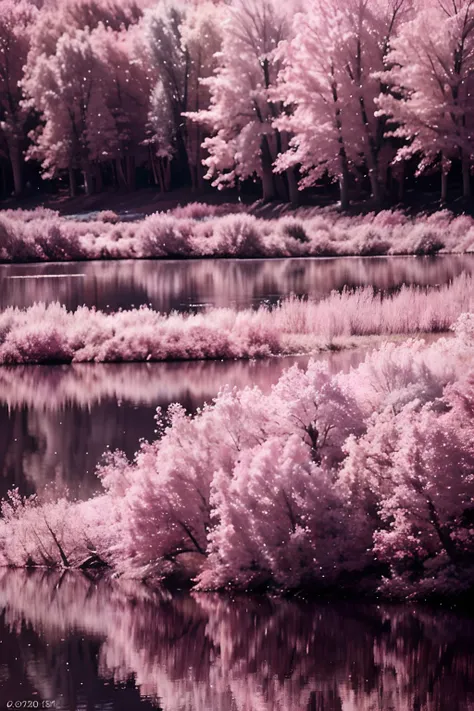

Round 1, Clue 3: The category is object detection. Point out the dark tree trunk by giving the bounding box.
[441,169,448,204]
[261,135,276,201]
[126,155,136,190]
[339,159,350,211]
[1,161,7,197]
[10,140,23,197]
[261,168,276,201]
[83,161,94,196]
[94,163,103,193]
[397,162,405,204]
[68,166,77,198]
[368,161,383,206]
[462,152,471,200]
[286,167,299,206]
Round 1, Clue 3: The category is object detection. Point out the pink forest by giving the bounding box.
[1,1,474,710]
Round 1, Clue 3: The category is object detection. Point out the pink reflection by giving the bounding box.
[0,570,473,711]
[0,352,368,501]
[2,255,474,313]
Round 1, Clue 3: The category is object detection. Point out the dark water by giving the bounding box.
[1,254,474,312]
[0,350,367,500]
[1,570,474,711]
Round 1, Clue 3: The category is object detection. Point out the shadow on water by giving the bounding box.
[0,569,474,711]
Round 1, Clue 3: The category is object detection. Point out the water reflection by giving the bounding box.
[0,351,366,500]
[1,569,473,711]
[1,255,474,312]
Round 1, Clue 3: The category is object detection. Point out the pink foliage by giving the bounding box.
[0,0,38,196]
[379,1,474,196]
[0,276,473,364]
[341,375,474,598]
[188,0,298,202]
[1,327,474,598]
[21,0,148,193]
[0,488,113,568]
[2,207,474,262]
[275,0,413,204]
[2,0,474,205]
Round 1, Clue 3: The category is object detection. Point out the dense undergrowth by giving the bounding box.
[0,275,472,364]
[1,206,473,262]
[2,317,474,599]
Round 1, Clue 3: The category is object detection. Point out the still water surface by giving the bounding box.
[1,255,474,312]
[0,351,366,500]
[1,570,474,711]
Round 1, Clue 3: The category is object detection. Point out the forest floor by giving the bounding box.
[0,186,267,219]
[1,184,468,220]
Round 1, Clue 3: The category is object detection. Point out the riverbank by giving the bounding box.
[1,206,474,262]
[0,275,467,364]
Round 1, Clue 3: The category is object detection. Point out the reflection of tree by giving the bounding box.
[0,614,160,711]
[0,352,363,501]
[2,256,474,313]
[0,401,155,501]
[1,570,474,711]
[0,406,37,497]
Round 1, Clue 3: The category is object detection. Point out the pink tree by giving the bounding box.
[23,27,105,195]
[340,375,474,597]
[276,0,412,207]
[200,436,349,591]
[197,362,367,590]
[0,0,38,196]
[379,0,474,201]
[189,0,299,202]
[143,0,222,191]
[274,1,355,210]
[22,0,145,195]
[89,23,151,191]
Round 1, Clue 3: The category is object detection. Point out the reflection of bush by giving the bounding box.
[1,569,474,711]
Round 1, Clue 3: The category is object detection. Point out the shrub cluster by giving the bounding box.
[1,207,474,262]
[1,320,474,598]
[0,275,473,365]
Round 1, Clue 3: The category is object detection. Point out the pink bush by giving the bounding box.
[341,376,474,598]
[97,210,119,223]
[0,207,473,262]
[170,202,242,219]
[1,326,474,598]
[0,208,60,222]
[0,276,473,365]
[0,489,113,568]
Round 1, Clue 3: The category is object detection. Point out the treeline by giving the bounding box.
[1,0,473,207]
